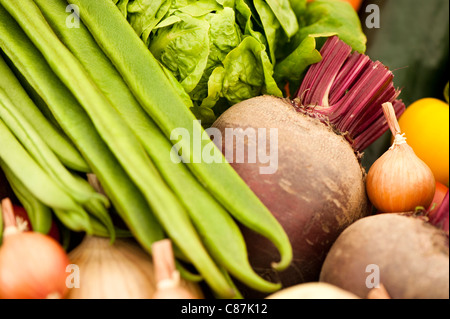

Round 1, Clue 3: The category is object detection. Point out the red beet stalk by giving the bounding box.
[429,191,449,235]
[294,36,406,153]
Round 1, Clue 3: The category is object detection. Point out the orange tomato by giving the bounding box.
[396,98,449,185]
[307,0,363,11]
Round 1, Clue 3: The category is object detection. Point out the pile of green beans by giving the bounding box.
[0,0,293,298]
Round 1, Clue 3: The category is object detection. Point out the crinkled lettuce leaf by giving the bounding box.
[126,0,171,44]
[114,0,131,18]
[202,36,282,108]
[149,12,210,93]
[189,7,242,103]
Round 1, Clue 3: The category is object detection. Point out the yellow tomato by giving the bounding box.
[396,98,449,185]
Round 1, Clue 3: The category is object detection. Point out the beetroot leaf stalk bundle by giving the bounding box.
[211,36,406,298]
[294,36,405,153]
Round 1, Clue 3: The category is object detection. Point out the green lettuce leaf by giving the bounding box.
[290,0,367,54]
[175,0,223,16]
[202,36,282,108]
[274,0,367,87]
[126,0,171,44]
[114,0,131,18]
[254,0,283,64]
[149,12,210,93]
[289,0,307,18]
[189,7,242,103]
[274,32,334,87]
[265,0,299,38]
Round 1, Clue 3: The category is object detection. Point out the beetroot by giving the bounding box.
[319,214,449,299]
[210,36,405,297]
[212,95,370,296]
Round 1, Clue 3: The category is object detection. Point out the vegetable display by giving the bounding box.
[0,0,448,301]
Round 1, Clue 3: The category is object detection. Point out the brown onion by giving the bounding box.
[366,102,436,213]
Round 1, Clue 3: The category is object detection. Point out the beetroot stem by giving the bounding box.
[295,36,405,153]
[429,192,449,235]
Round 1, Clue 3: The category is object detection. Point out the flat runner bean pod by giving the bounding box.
[0,0,234,297]
[0,120,92,233]
[6,59,64,133]
[0,4,165,256]
[1,162,52,234]
[35,0,280,293]
[0,88,114,237]
[70,0,292,271]
[0,54,89,173]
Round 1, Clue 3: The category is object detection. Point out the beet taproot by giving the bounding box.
[211,95,370,297]
[319,213,449,299]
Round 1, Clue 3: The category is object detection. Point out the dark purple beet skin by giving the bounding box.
[212,95,371,298]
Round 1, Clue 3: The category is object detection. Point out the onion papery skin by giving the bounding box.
[366,143,436,214]
[0,232,70,299]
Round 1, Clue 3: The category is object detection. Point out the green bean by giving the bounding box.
[1,0,234,297]
[4,56,63,133]
[0,4,165,257]
[0,162,52,234]
[35,0,280,293]
[0,54,89,173]
[70,0,292,271]
[0,121,92,233]
[0,88,114,237]
[89,216,132,239]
